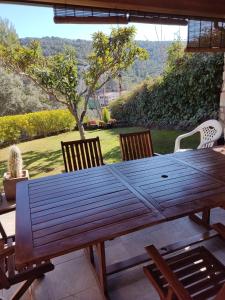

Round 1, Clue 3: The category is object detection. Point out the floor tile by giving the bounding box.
[1,207,225,300]
[75,287,104,300]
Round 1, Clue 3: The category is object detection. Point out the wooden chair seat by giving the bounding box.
[145,246,225,300]
[0,236,54,300]
[144,223,225,300]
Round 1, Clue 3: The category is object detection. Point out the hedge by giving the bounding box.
[110,50,224,130]
[0,109,75,146]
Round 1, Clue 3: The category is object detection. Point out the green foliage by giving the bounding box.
[1,26,148,139]
[0,109,75,146]
[85,26,148,90]
[102,107,110,123]
[0,18,18,47]
[111,42,224,129]
[21,37,172,90]
[34,46,79,104]
[0,67,53,116]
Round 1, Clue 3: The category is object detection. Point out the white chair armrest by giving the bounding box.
[174,129,197,152]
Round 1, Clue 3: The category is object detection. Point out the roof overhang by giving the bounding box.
[1,0,225,20]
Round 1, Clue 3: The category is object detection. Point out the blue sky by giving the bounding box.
[0,3,187,41]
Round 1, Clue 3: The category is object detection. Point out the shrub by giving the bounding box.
[102,107,110,123]
[110,45,224,130]
[0,109,75,146]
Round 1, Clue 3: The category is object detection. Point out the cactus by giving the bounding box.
[7,145,23,178]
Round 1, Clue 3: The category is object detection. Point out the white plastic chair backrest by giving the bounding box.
[174,119,223,152]
[197,120,223,149]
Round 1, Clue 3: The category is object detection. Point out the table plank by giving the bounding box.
[15,165,164,268]
[172,147,225,182]
[111,153,225,219]
[16,148,225,268]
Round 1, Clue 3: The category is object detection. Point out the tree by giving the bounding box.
[0,18,18,47]
[0,67,53,116]
[0,26,148,139]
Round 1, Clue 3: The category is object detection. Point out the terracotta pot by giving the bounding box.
[3,170,29,201]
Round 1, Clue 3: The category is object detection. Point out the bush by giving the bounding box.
[0,109,75,146]
[102,107,110,123]
[110,44,224,130]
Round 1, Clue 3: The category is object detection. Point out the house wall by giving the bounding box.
[220,53,225,137]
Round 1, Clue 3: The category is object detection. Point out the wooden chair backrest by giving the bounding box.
[61,137,104,172]
[119,130,154,161]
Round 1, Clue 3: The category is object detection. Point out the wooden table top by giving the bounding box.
[15,147,225,268]
[15,165,163,268]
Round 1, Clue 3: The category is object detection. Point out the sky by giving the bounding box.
[0,3,187,41]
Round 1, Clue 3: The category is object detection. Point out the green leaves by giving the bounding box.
[86,26,148,90]
[111,42,224,130]
[0,26,148,139]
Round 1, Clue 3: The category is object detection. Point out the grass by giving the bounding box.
[0,127,200,191]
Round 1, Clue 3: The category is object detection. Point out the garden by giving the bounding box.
[0,126,199,191]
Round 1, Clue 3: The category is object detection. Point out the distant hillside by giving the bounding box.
[21,37,172,91]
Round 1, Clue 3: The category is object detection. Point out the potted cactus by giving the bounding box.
[3,145,29,201]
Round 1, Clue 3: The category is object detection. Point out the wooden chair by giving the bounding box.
[144,223,225,300]
[61,137,104,172]
[119,130,154,161]
[0,193,16,241]
[0,236,54,300]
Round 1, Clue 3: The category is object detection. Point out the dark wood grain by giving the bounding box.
[12,0,225,20]
[144,223,225,300]
[0,235,54,299]
[119,130,154,161]
[15,147,225,282]
[144,245,225,300]
[15,164,163,268]
[112,152,225,219]
[61,137,104,172]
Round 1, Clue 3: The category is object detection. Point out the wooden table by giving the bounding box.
[15,147,225,296]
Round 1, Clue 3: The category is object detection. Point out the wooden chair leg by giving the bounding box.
[0,222,7,240]
[189,208,211,228]
[11,278,35,300]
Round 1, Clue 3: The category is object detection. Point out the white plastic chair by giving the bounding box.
[174,119,223,152]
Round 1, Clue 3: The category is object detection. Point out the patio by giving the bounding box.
[1,207,225,300]
[1,1,225,299]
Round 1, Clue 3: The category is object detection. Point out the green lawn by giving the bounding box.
[0,127,200,191]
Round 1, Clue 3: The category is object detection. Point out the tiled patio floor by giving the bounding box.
[1,208,225,300]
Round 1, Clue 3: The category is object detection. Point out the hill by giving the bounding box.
[20,37,172,91]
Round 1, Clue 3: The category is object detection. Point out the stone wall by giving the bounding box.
[219,53,225,137]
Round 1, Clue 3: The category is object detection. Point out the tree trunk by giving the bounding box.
[71,106,86,140]
[77,120,86,140]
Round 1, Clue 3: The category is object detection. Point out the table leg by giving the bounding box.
[189,208,211,229]
[84,246,95,266]
[85,242,108,299]
[96,242,107,295]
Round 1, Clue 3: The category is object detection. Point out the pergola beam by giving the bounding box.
[2,0,225,20]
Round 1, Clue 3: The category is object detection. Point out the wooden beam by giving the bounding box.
[54,16,128,24]
[3,0,225,20]
[129,16,188,26]
[185,47,225,53]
